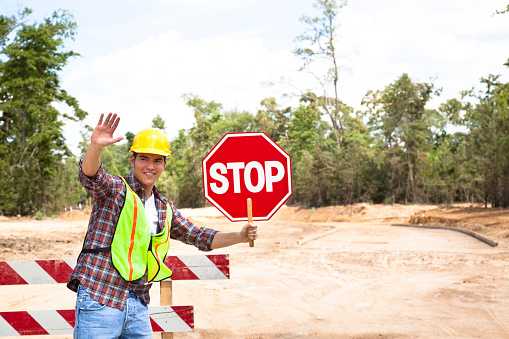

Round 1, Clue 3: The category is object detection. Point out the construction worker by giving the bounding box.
[68,113,257,338]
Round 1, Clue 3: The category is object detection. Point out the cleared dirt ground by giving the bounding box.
[1,203,509,338]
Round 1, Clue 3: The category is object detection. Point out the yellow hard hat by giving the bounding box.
[130,128,171,157]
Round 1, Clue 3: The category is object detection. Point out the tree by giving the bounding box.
[287,102,332,206]
[0,7,31,44]
[362,74,442,203]
[160,129,188,204]
[125,131,135,153]
[174,94,226,207]
[0,9,86,216]
[459,75,509,207]
[293,0,347,146]
[334,115,378,204]
[254,97,290,146]
[288,104,323,157]
[152,114,167,131]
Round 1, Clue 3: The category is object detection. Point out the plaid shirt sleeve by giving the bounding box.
[79,160,123,201]
[169,203,217,252]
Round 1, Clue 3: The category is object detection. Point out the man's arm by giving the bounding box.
[210,222,258,249]
[82,113,124,177]
[169,203,258,251]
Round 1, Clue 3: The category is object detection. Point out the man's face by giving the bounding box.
[130,153,167,190]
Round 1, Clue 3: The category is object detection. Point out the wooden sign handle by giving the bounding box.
[247,198,254,247]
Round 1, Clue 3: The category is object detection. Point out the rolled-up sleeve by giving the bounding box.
[169,204,217,252]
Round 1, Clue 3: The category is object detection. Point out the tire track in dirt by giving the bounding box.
[485,307,509,337]
[427,321,459,338]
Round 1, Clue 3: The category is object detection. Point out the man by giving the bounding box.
[68,113,257,338]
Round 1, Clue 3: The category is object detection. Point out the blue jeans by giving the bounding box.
[73,285,152,339]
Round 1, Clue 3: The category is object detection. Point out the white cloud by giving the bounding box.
[51,0,509,155]
[337,0,509,110]
[61,30,302,154]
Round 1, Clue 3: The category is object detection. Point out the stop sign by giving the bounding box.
[202,132,292,222]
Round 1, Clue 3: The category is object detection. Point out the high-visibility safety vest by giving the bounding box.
[81,177,173,283]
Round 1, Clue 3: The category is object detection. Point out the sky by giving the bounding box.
[2,0,509,155]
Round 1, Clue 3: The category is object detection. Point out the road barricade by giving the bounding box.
[0,254,229,337]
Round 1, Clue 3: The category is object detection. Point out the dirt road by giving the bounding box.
[1,204,509,338]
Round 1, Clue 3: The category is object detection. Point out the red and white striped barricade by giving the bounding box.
[0,254,229,336]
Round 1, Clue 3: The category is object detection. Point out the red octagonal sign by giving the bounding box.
[202,132,292,221]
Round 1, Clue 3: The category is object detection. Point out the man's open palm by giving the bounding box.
[91,113,124,148]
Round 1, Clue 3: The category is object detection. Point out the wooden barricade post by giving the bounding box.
[161,280,173,339]
[0,255,229,337]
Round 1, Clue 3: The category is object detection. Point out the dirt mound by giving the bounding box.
[408,205,509,241]
[273,203,434,223]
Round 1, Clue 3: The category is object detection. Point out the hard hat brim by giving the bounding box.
[130,148,171,157]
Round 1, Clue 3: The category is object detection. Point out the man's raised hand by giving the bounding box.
[91,113,124,148]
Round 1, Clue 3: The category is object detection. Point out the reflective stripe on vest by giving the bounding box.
[109,177,172,282]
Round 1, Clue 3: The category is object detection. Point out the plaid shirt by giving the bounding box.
[67,159,217,310]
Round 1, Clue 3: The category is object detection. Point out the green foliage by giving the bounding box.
[100,144,131,176]
[286,103,329,206]
[3,5,509,216]
[159,94,255,207]
[125,131,135,155]
[160,129,189,205]
[0,7,32,45]
[158,74,509,209]
[77,127,133,176]
[0,8,87,216]
[254,97,290,145]
[459,75,509,207]
[6,71,509,212]
[152,114,167,131]
[362,73,442,203]
[293,0,346,63]
[288,104,322,157]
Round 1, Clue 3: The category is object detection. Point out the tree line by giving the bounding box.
[1,2,508,217]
